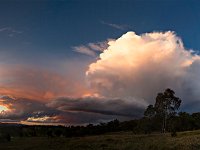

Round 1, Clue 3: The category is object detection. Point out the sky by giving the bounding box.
[1,0,200,125]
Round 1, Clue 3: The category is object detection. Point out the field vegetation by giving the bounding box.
[1,130,200,150]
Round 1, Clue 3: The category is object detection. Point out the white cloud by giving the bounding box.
[100,21,129,30]
[73,46,97,57]
[0,27,22,37]
[86,31,200,111]
[88,41,109,52]
[72,41,109,56]
[0,27,10,32]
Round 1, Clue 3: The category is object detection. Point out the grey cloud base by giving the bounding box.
[0,96,144,125]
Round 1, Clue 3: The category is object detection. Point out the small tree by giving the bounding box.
[143,105,156,133]
[154,88,181,133]
[144,105,156,118]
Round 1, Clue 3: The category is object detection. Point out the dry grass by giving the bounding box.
[1,130,200,150]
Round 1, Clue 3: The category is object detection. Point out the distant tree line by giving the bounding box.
[0,89,200,140]
[0,119,121,139]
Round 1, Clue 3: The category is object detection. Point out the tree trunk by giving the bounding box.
[162,106,167,133]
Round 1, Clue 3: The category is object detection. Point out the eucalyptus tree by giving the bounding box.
[154,88,181,133]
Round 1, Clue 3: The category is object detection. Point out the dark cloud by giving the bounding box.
[46,96,144,124]
[0,95,144,125]
[48,97,143,117]
[0,96,60,122]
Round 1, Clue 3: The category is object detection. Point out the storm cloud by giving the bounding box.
[0,95,144,125]
[0,96,59,122]
[86,31,200,111]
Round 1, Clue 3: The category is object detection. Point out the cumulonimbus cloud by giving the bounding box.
[86,31,200,111]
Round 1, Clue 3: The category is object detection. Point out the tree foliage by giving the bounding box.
[154,88,181,116]
[154,88,181,133]
[144,104,155,118]
[144,88,182,133]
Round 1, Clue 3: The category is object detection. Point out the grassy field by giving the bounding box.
[1,130,200,150]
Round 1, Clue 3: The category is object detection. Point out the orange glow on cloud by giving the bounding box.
[0,105,8,112]
[0,64,91,101]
